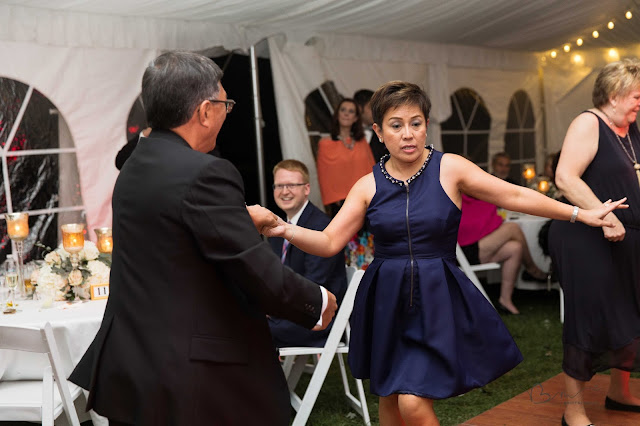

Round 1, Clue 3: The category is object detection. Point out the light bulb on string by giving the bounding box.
[563,44,571,53]
[576,38,583,46]
[608,21,615,30]
[626,11,632,19]
[592,30,599,38]
[609,48,620,60]
[550,50,557,59]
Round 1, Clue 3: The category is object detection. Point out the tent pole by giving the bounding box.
[250,42,267,207]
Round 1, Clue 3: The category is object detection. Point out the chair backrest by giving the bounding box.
[0,325,49,352]
[345,265,357,284]
[455,243,496,305]
[0,322,81,426]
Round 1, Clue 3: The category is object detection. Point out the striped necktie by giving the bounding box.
[281,221,291,263]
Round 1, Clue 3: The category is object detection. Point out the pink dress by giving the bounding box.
[457,194,503,246]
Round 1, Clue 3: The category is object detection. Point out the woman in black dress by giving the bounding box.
[550,58,640,426]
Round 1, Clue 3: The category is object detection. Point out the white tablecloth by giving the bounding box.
[506,212,558,290]
[0,299,108,425]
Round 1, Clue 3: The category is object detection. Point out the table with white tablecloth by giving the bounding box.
[0,299,108,425]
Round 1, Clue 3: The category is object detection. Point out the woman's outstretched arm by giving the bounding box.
[440,153,627,227]
[250,173,375,257]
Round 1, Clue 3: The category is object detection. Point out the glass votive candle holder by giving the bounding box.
[522,163,536,181]
[5,212,29,241]
[94,227,113,254]
[61,223,85,254]
[537,179,550,193]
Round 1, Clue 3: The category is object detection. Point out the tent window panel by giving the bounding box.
[504,132,521,158]
[441,98,463,131]
[522,131,536,158]
[442,134,463,156]
[7,153,83,212]
[469,100,490,131]
[0,78,30,149]
[454,89,478,127]
[467,133,489,166]
[505,90,535,178]
[15,90,60,151]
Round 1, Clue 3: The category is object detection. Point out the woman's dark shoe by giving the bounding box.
[496,302,519,315]
[522,270,549,283]
[605,395,640,412]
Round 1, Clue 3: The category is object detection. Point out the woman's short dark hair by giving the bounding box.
[592,58,640,108]
[370,81,431,128]
[330,98,365,141]
[142,51,224,130]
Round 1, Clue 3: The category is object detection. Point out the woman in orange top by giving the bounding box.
[317,98,376,269]
[317,98,375,217]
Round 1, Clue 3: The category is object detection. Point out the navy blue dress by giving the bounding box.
[348,147,523,399]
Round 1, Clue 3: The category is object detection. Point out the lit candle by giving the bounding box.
[61,223,85,254]
[5,212,29,241]
[94,227,113,254]
[538,179,550,193]
[522,164,536,181]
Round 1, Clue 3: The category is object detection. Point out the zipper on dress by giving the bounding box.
[405,183,415,307]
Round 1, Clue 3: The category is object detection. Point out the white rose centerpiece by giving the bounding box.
[33,241,111,301]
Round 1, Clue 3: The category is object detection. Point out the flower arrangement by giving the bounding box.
[31,241,111,301]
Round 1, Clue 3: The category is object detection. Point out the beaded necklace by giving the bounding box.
[379,144,434,186]
[599,109,640,187]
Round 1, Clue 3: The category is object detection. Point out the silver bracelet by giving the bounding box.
[570,205,579,223]
[287,225,296,242]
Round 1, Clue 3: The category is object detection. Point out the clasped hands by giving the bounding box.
[247,205,287,238]
[247,205,338,331]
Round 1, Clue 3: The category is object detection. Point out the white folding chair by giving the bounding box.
[456,243,498,307]
[280,268,371,426]
[0,322,82,426]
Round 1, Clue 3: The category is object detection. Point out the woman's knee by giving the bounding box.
[397,394,435,422]
[502,240,524,260]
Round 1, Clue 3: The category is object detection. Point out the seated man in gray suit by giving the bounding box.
[268,159,348,348]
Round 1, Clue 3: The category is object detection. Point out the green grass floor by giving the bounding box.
[296,285,566,426]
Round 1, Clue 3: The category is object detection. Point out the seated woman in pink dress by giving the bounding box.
[458,194,547,314]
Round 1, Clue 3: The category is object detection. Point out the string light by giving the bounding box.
[544,8,635,63]
[609,48,620,60]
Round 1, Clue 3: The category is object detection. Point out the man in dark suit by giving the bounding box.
[69,51,337,426]
[354,89,388,162]
[268,159,347,348]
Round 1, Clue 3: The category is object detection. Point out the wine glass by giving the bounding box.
[0,274,9,309]
[4,255,18,308]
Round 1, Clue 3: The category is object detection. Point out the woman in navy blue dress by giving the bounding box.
[252,81,625,425]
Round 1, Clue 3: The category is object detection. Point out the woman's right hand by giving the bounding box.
[602,211,626,241]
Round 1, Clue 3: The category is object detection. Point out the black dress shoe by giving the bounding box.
[496,302,519,315]
[605,395,640,412]
[521,270,549,283]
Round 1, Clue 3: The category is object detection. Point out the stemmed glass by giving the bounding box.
[5,212,29,299]
[61,223,85,270]
[4,255,19,309]
[94,227,113,254]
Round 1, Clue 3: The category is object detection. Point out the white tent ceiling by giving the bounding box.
[1,0,639,52]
